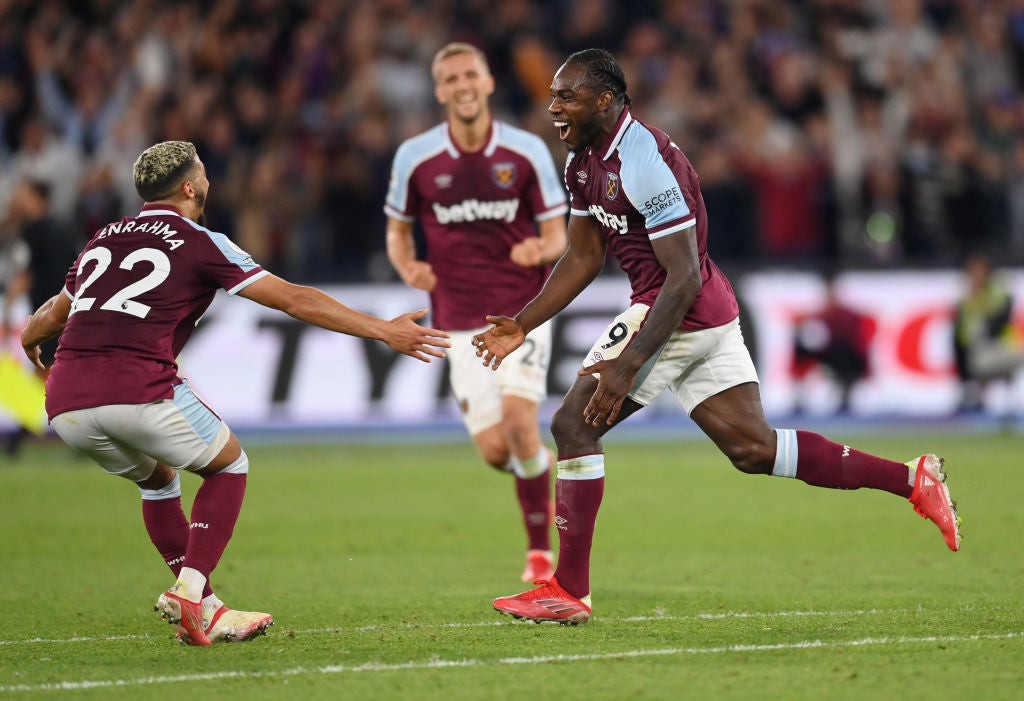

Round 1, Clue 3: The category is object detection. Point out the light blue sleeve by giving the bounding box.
[384,126,446,221]
[618,127,691,232]
[201,229,260,272]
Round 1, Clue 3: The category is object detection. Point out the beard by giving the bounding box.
[567,117,602,153]
[194,187,207,224]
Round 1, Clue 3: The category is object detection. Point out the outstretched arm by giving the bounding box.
[579,228,702,425]
[474,214,605,368]
[238,274,449,362]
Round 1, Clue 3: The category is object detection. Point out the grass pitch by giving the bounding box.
[0,428,1021,700]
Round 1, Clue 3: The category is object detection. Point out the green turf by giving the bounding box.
[0,430,1021,700]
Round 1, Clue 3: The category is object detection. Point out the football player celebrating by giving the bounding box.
[22,140,450,645]
[474,49,961,625]
[385,43,568,583]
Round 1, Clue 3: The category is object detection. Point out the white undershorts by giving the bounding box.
[582,304,758,415]
[50,379,231,483]
[448,320,552,435]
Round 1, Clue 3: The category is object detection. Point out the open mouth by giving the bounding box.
[554,120,570,140]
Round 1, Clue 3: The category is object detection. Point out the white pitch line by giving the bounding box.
[0,631,1020,693]
[0,607,905,646]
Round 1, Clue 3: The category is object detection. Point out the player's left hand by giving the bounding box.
[578,359,635,426]
[473,315,525,369]
[510,238,544,267]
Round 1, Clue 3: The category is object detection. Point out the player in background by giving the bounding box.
[21,141,450,645]
[473,49,962,625]
[385,43,569,582]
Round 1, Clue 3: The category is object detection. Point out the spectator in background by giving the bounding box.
[3,179,80,368]
[694,141,758,266]
[0,178,79,455]
[0,210,32,455]
[0,116,83,227]
[729,98,831,263]
[0,220,28,341]
[938,124,1009,263]
[952,252,1024,413]
[1,0,1024,279]
[0,73,27,160]
[1007,140,1024,261]
[792,270,872,414]
[26,25,135,157]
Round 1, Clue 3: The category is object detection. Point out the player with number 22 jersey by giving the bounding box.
[44,206,267,418]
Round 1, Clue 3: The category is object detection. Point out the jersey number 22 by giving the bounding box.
[70,246,171,319]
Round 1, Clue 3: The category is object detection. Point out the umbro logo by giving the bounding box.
[554,515,568,531]
[576,170,587,184]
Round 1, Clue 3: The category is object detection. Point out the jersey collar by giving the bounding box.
[443,121,500,158]
[601,109,634,161]
[138,203,185,218]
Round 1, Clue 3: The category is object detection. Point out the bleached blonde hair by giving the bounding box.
[133,141,198,201]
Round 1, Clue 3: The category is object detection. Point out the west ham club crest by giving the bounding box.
[606,172,619,200]
[492,162,516,189]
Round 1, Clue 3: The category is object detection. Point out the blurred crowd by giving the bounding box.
[3,0,1024,284]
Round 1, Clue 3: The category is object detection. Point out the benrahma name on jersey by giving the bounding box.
[94,217,187,250]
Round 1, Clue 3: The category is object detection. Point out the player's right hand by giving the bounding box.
[510,238,544,267]
[472,315,525,370]
[402,262,437,292]
[22,342,45,371]
[385,309,450,363]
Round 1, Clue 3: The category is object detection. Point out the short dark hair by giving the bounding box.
[564,48,631,105]
[132,141,198,202]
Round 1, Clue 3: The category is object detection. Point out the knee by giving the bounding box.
[481,448,511,472]
[136,462,177,490]
[475,433,511,471]
[501,413,535,452]
[551,402,597,454]
[722,435,776,475]
[549,404,577,448]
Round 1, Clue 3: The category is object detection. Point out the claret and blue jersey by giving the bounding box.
[385,121,568,331]
[565,109,738,331]
[46,204,267,418]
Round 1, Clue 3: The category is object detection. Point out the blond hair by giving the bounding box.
[133,141,198,202]
[431,42,490,81]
